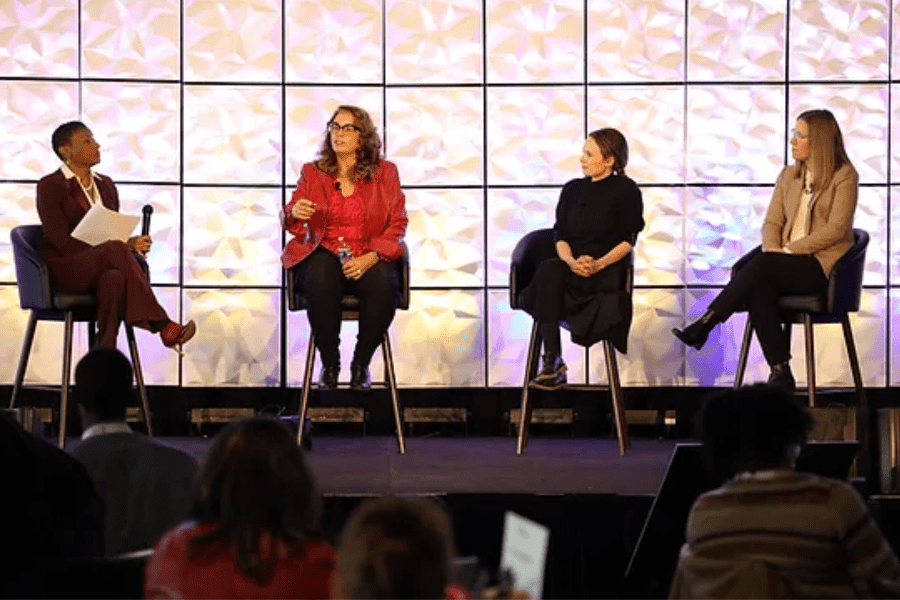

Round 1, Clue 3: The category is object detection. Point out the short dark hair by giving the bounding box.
[74,347,133,421]
[337,496,455,599]
[51,121,88,161]
[589,127,629,176]
[699,384,813,479]
[190,417,322,586]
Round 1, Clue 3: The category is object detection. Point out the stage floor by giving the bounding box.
[106,436,681,496]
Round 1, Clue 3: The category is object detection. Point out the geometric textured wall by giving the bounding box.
[0,0,896,388]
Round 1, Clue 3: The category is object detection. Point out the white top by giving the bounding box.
[61,163,101,205]
[788,169,814,244]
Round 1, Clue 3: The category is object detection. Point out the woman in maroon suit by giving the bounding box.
[37,121,196,350]
[282,106,407,391]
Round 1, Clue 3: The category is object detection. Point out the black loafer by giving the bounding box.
[317,364,339,390]
[350,363,371,392]
[767,362,796,393]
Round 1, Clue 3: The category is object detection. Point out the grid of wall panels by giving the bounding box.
[0,0,895,388]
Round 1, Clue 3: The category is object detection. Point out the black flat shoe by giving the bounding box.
[529,354,567,390]
[768,362,796,393]
[350,363,371,392]
[317,364,339,390]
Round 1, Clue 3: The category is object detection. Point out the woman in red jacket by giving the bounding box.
[282,105,408,391]
[144,417,335,600]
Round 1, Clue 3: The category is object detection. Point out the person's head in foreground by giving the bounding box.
[190,416,322,585]
[74,346,133,427]
[699,383,813,481]
[334,496,456,599]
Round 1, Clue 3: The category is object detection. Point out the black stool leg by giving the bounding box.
[59,311,76,449]
[734,319,753,388]
[10,312,38,409]
[517,322,541,455]
[297,335,316,448]
[803,315,816,407]
[125,324,152,436]
[604,339,630,456]
[841,316,866,404]
[381,333,406,454]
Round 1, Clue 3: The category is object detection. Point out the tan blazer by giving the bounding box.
[762,163,858,276]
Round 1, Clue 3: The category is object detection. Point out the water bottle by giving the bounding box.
[337,236,353,265]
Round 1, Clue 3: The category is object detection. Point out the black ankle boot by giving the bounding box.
[672,310,718,350]
[768,362,796,393]
[529,354,567,390]
[350,363,371,392]
[317,364,339,390]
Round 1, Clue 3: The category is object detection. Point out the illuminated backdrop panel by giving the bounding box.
[0,0,896,388]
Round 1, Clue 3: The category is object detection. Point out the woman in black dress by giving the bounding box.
[520,128,645,390]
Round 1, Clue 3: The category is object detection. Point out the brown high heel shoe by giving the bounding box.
[160,320,197,354]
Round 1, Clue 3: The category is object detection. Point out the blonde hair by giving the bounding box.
[794,108,853,192]
[314,105,383,183]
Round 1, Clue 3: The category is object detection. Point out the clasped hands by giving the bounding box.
[127,235,152,257]
[566,255,605,277]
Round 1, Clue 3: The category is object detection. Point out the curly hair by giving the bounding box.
[314,105,383,183]
[698,384,813,480]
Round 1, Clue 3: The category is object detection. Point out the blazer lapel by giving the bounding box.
[96,177,117,211]
[67,176,92,212]
[780,175,804,243]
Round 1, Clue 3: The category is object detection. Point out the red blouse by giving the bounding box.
[319,187,367,259]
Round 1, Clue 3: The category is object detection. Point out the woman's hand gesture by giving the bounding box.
[291,198,316,220]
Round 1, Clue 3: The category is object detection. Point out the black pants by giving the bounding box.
[293,246,399,367]
[708,252,827,366]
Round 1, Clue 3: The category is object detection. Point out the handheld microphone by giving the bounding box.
[141,205,154,236]
[335,181,341,191]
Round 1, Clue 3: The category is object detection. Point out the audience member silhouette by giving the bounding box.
[333,496,456,599]
[144,417,334,599]
[670,385,900,598]
[69,346,197,556]
[0,410,103,597]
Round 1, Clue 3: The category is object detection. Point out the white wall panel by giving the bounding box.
[587,0,684,82]
[83,0,180,79]
[0,0,78,77]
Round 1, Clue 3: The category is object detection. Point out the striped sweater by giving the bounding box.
[670,470,900,599]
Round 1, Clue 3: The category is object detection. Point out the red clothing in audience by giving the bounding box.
[144,521,335,599]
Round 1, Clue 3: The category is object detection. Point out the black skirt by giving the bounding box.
[518,258,632,353]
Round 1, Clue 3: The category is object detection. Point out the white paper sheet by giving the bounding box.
[500,511,550,600]
[71,202,140,246]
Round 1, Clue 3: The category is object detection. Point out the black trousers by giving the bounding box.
[708,252,827,366]
[293,246,399,367]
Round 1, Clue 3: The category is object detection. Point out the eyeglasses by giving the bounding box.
[790,129,808,141]
[327,122,361,134]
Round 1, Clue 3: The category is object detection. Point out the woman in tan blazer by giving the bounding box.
[673,109,858,390]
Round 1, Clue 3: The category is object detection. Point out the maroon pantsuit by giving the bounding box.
[36,169,168,346]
